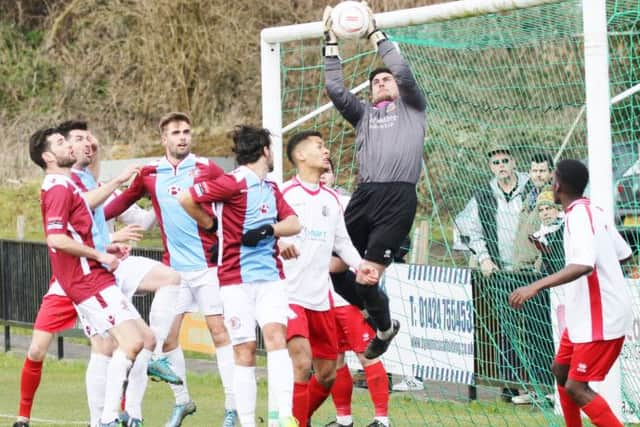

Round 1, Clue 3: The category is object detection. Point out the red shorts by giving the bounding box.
[555,329,625,382]
[334,305,375,354]
[286,304,338,360]
[33,294,78,333]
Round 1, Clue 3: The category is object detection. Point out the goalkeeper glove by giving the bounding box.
[242,224,274,246]
[362,1,387,48]
[322,5,340,57]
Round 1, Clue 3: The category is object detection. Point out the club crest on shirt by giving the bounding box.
[107,315,115,326]
[321,205,329,217]
[168,185,182,196]
[229,316,242,330]
[259,203,269,214]
[387,102,396,112]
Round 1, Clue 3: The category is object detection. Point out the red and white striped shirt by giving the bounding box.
[563,198,632,343]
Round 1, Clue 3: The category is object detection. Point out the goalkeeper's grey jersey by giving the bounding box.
[324,40,427,185]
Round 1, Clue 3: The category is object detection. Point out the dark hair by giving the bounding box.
[230,125,272,165]
[29,127,59,170]
[369,67,393,85]
[286,130,322,164]
[555,159,589,196]
[531,153,554,169]
[57,120,88,138]
[159,112,191,133]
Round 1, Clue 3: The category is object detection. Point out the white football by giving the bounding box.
[331,1,370,40]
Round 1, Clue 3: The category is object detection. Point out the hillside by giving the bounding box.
[1,0,443,181]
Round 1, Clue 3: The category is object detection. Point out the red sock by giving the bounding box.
[331,365,353,416]
[308,375,331,417]
[293,382,309,426]
[19,358,44,418]
[364,361,389,416]
[557,386,583,427]
[581,394,623,427]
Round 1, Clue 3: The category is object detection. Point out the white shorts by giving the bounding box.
[114,255,161,300]
[220,280,289,346]
[176,268,223,316]
[77,285,141,337]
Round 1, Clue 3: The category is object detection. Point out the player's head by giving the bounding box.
[286,130,330,172]
[529,153,554,189]
[369,67,399,104]
[553,159,588,203]
[320,158,335,187]
[487,145,515,181]
[58,120,92,169]
[230,125,273,171]
[159,112,192,161]
[29,127,75,171]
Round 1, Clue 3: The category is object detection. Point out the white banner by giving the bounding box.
[347,264,474,385]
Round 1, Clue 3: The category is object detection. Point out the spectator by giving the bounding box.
[530,187,565,275]
[456,144,531,275]
[513,153,555,270]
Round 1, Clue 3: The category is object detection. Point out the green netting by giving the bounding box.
[277,1,640,425]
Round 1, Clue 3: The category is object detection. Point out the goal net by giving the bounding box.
[262,0,640,425]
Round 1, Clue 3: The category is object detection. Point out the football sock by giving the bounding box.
[267,349,294,417]
[149,285,179,354]
[234,365,257,427]
[331,365,353,418]
[18,357,43,419]
[86,352,110,427]
[557,386,582,427]
[164,346,190,405]
[100,349,132,424]
[125,348,152,420]
[355,283,391,333]
[365,361,389,416]
[581,394,623,427]
[215,343,236,410]
[308,375,331,417]
[292,381,309,426]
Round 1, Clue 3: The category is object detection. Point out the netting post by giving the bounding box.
[583,0,614,217]
[582,0,623,419]
[260,36,283,183]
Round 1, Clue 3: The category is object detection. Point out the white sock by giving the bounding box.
[125,348,152,420]
[267,365,277,425]
[234,365,257,427]
[149,285,179,354]
[267,349,293,417]
[337,415,353,425]
[377,325,394,340]
[374,416,389,426]
[100,349,132,424]
[215,344,236,410]
[86,353,110,427]
[164,347,190,405]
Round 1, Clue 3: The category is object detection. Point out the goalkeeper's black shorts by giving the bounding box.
[344,181,417,266]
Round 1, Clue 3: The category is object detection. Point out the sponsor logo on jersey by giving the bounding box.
[168,185,182,196]
[577,362,587,373]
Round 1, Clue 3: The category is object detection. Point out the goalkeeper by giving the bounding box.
[322,2,427,359]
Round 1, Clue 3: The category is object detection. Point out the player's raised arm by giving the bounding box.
[323,6,366,127]
[104,169,147,220]
[83,163,139,210]
[177,189,217,232]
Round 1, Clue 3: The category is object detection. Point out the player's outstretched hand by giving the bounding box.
[107,243,131,260]
[508,285,538,309]
[242,224,274,246]
[356,261,379,285]
[278,241,300,260]
[97,252,121,272]
[115,164,140,186]
[323,5,337,44]
[112,224,144,243]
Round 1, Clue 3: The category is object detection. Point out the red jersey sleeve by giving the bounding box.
[190,174,239,203]
[42,185,73,236]
[207,160,224,180]
[273,183,296,220]
[104,170,147,220]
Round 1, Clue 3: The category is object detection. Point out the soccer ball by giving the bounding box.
[331,1,370,40]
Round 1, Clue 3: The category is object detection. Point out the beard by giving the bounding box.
[57,155,76,168]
